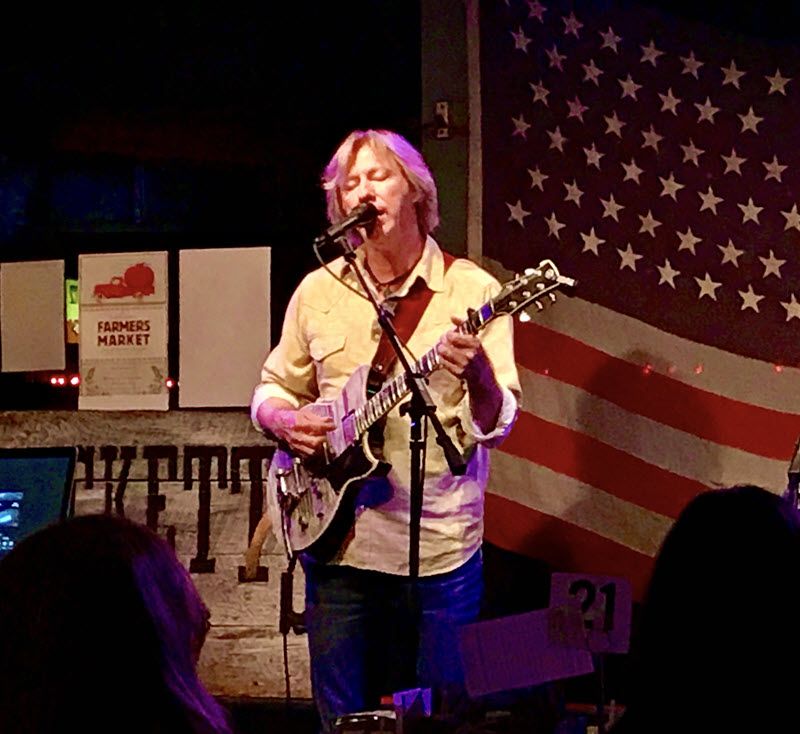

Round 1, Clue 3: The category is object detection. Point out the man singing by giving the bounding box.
[252,129,521,731]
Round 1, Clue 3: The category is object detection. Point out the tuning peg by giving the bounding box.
[524,267,537,276]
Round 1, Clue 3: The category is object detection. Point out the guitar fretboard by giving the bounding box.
[350,300,496,439]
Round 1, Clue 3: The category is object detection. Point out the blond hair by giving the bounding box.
[322,129,439,237]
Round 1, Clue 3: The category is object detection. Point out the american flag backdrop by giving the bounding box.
[479,0,800,598]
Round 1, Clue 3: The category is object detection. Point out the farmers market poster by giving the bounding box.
[78,252,169,410]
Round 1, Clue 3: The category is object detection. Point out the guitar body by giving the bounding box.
[265,365,389,560]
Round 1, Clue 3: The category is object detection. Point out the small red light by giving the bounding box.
[775,365,784,373]
[70,375,80,386]
[165,378,175,389]
[50,376,58,386]
[694,364,704,375]
[642,363,653,376]
[57,376,66,386]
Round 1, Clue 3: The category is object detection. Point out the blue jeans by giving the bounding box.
[302,551,483,733]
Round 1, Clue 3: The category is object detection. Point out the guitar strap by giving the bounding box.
[369,250,456,382]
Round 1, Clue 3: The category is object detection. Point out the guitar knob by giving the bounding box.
[535,301,544,311]
[519,312,532,322]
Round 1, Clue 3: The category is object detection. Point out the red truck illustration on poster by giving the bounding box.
[93,262,156,299]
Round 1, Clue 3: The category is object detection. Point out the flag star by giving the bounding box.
[718,239,744,266]
[738,285,764,312]
[530,81,550,106]
[681,139,704,166]
[641,125,663,152]
[604,111,625,137]
[618,74,642,100]
[766,68,791,95]
[698,186,723,214]
[528,166,549,191]
[781,203,800,232]
[547,126,568,152]
[721,60,746,88]
[694,97,720,123]
[639,210,661,237]
[545,212,566,239]
[677,227,702,254]
[657,259,680,288]
[680,51,704,78]
[694,272,721,300]
[582,59,604,86]
[738,106,763,134]
[527,0,547,21]
[563,11,583,37]
[658,88,681,115]
[567,96,589,121]
[659,173,685,200]
[781,294,800,321]
[599,26,621,52]
[622,158,644,183]
[617,243,642,271]
[721,148,746,175]
[601,193,624,221]
[512,114,531,138]
[580,227,605,255]
[763,155,787,182]
[511,27,532,53]
[738,197,763,224]
[564,179,584,206]
[640,40,664,66]
[506,200,531,227]
[759,249,786,278]
[584,143,604,169]
[546,44,566,70]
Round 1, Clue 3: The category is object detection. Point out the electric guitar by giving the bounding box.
[266,259,576,560]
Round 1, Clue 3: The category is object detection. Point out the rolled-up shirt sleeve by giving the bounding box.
[250,281,318,431]
[458,285,522,447]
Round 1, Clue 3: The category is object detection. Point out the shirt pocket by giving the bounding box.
[308,333,349,397]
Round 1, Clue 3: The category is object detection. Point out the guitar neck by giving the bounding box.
[351,301,496,438]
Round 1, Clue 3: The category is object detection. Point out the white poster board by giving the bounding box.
[1,260,65,372]
[178,247,270,407]
[78,252,169,410]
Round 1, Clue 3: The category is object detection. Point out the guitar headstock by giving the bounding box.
[495,259,576,322]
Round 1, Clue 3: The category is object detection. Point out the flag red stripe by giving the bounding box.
[502,411,707,518]
[514,323,800,460]
[484,494,654,601]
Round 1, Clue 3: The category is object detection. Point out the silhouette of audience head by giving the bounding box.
[615,485,800,732]
[0,513,231,734]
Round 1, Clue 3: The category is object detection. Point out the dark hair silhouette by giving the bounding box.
[614,485,800,733]
[0,513,232,734]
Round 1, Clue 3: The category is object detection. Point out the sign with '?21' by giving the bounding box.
[549,573,632,654]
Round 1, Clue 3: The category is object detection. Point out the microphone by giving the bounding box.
[314,202,379,246]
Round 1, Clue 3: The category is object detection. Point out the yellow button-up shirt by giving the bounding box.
[252,237,521,575]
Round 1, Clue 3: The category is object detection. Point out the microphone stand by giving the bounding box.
[321,231,466,691]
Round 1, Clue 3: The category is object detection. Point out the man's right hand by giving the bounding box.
[257,400,335,458]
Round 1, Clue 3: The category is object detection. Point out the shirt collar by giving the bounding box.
[339,235,446,297]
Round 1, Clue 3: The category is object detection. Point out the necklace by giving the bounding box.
[365,261,411,289]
